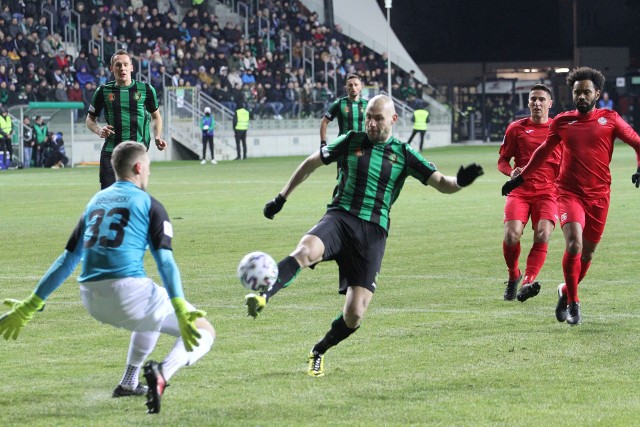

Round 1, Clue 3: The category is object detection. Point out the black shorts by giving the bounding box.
[307,209,387,294]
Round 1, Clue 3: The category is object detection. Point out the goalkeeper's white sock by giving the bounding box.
[120,331,161,388]
[162,329,214,381]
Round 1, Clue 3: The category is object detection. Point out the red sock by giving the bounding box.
[578,259,591,283]
[503,241,521,280]
[523,242,548,284]
[562,251,581,303]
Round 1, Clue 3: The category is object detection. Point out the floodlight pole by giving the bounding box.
[385,0,392,98]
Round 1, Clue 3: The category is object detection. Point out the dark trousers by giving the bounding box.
[407,129,426,150]
[0,137,12,163]
[235,130,247,159]
[202,134,214,160]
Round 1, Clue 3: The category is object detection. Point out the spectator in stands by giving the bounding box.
[36,80,52,101]
[212,81,236,111]
[0,81,9,106]
[76,66,96,87]
[242,50,258,71]
[88,46,103,75]
[54,82,69,102]
[81,81,96,113]
[67,81,83,120]
[328,39,342,65]
[22,82,37,103]
[283,81,301,118]
[6,83,19,105]
[263,81,284,119]
[241,68,256,85]
[74,50,90,74]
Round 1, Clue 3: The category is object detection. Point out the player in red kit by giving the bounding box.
[502,67,640,325]
[498,84,561,302]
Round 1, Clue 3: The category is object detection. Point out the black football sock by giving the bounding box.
[264,256,301,300]
[312,314,358,355]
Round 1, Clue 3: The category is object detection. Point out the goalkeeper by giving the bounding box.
[0,142,214,414]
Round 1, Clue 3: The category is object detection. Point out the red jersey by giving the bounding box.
[522,108,640,198]
[498,117,560,197]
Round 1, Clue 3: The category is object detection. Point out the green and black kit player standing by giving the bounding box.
[86,49,168,189]
[320,74,368,184]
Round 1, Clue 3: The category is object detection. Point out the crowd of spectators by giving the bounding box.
[0,0,427,122]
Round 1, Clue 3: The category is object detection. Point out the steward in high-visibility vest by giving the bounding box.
[407,108,430,151]
[233,107,250,159]
[0,108,14,165]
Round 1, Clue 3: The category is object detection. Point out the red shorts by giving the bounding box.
[504,193,558,230]
[558,193,610,243]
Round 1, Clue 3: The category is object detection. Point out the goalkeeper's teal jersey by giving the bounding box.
[320,131,437,231]
[88,80,159,153]
[66,181,173,282]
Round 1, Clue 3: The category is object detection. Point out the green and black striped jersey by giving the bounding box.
[88,80,159,153]
[320,131,437,231]
[324,96,368,135]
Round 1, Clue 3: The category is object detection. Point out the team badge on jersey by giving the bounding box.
[355,147,364,157]
[344,106,350,113]
[108,93,116,102]
[385,153,398,164]
[598,117,607,125]
[134,91,142,101]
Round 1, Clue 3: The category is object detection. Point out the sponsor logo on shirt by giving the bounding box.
[525,129,534,134]
[568,120,578,125]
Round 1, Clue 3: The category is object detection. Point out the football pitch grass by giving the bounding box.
[1,143,640,426]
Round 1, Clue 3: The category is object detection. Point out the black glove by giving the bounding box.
[320,140,327,149]
[456,163,484,187]
[264,194,286,219]
[501,175,525,196]
[632,167,640,188]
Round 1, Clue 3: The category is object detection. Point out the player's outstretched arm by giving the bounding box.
[264,152,324,219]
[0,293,45,340]
[427,163,484,194]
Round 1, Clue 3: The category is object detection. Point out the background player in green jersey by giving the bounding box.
[319,74,368,148]
[86,50,168,189]
[247,95,484,377]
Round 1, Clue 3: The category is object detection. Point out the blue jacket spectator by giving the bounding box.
[75,66,95,86]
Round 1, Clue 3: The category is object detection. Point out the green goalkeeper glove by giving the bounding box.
[170,297,206,352]
[0,293,45,340]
